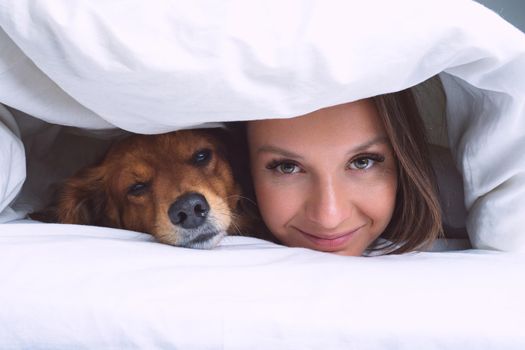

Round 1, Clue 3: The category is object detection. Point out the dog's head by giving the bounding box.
[56,129,242,249]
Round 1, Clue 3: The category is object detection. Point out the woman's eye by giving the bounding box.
[278,163,300,174]
[266,161,301,174]
[128,182,150,196]
[348,154,384,170]
[191,149,212,166]
[351,158,373,170]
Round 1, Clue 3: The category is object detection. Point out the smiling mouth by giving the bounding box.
[295,226,363,250]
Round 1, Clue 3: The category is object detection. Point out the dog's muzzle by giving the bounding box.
[167,192,224,249]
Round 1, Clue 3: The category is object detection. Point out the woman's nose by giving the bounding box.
[305,177,351,230]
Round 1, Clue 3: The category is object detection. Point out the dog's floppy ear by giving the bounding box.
[56,165,120,227]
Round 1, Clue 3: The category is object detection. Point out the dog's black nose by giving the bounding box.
[168,192,210,229]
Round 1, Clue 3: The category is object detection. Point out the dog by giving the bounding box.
[33,128,253,249]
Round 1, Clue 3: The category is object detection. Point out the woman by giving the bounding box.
[245,89,443,256]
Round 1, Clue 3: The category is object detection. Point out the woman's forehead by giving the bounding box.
[247,99,387,148]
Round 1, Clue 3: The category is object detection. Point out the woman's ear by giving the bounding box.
[56,165,114,226]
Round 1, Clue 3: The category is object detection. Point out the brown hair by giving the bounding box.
[371,89,443,254]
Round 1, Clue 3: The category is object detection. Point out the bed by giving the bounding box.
[1,1,525,349]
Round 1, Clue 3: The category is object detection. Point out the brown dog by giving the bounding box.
[37,128,252,249]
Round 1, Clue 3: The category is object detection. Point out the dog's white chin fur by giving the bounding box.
[157,218,229,249]
[185,231,227,249]
[165,229,226,249]
[154,206,232,249]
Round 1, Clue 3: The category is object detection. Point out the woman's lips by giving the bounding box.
[294,226,364,251]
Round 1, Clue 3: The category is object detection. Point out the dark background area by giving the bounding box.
[476,0,525,32]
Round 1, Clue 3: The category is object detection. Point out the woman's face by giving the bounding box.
[247,100,398,256]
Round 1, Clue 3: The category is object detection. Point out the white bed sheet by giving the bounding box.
[1,220,524,349]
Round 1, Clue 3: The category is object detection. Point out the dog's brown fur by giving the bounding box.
[34,129,254,249]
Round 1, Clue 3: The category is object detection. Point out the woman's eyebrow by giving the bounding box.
[257,136,389,159]
[347,136,390,155]
[256,145,304,159]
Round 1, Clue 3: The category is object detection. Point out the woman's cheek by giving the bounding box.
[255,176,301,233]
[360,170,398,230]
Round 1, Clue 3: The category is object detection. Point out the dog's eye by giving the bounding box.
[127,182,150,197]
[191,149,212,166]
